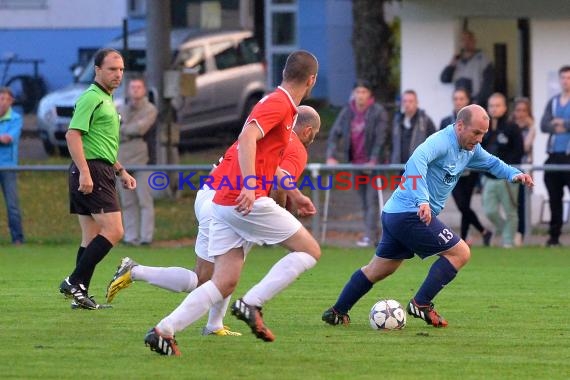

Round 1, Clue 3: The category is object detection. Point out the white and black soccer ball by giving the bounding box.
[369,299,407,330]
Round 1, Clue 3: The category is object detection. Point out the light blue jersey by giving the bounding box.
[384,125,521,216]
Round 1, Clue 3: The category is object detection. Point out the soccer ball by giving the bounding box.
[369,299,407,330]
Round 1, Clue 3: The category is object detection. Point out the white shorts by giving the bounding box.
[194,186,215,263]
[208,196,303,257]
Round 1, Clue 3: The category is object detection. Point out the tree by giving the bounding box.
[352,0,398,104]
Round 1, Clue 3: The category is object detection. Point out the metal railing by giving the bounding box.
[2,163,569,244]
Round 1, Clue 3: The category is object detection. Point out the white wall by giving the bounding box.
[401,18,456,129]
[0,0,127,28]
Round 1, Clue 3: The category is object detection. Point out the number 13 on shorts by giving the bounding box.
[438,228,454,244]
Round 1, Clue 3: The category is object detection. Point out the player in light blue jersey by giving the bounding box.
[322,104,534,328]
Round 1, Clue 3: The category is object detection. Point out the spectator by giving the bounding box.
[509,97,535,246]
[440,30,495,108]
[391,89,436,164]
[117,76,158,246]
[482,93,524,248]
[541,65,570,247]
[0,87,24,245]
[441,88,492,246]
[326,79,390,247]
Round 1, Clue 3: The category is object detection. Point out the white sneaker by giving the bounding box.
[514,232,523,247]
[356,237,371,247]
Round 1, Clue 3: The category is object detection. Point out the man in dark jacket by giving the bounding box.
[391,89,436,164]
[326,80,389,247]
[440,30,495,108]
[481,93,524,248]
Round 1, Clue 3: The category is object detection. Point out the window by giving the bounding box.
[0,0,47,9]
[212,41,240,70]
[272,12,296,45]
[265,0,297,87]
[239,38,262,64]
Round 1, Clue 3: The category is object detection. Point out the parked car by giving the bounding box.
[36,29,266,156]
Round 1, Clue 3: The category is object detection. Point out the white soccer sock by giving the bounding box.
[131,265,198,293]
[156,280,223,336]
[242,251,317,307]
[205,296,232,332]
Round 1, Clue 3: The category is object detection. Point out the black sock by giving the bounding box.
[76,246,86,265]
[69,235,113,289]
[74,246,88,288]
[333,269,374,314]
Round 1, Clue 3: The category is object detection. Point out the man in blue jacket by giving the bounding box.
[0,87,24,244]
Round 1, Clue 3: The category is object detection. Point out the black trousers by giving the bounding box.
[452,172,485,239]
[544,153,570,241]
[517,184,525,235]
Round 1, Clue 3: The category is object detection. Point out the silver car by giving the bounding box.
[36,29,266,155]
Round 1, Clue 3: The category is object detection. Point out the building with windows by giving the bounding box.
[263,0,354,105]
[0,0,357,108]
[0,0,131,91]
[0,0,256,91]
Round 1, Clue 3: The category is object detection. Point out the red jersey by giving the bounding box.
[279,131,307,180]
[213,87,298,205]
[206,142,238,189]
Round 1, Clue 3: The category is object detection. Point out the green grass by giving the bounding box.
[0,244,568,379]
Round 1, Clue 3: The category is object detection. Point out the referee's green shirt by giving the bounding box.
[69,83,120,165]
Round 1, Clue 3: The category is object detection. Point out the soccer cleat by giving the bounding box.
[321,307,351,326]
[59,277,74,299]
[406,299,448,328]
[201,325,242,337]
[59,278,99,310]
[482,230,493,247]
[71,296,113,310]
[231,298,275,342]
[106,257,138,303]
[144,327,181,356]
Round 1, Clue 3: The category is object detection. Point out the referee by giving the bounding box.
[59,48,136,309]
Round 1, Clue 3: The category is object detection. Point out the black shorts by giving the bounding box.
[69,159,120,215]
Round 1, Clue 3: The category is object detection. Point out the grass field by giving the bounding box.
[0,244,568,379]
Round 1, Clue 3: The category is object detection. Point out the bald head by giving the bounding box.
[455,104,490,151]
[294,105,321,147]
[457,104,489,127]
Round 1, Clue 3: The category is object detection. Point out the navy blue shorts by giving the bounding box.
[375,212,461,260]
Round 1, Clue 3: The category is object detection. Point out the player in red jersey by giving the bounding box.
[143,52,320,355]
[106,106,320,340]
[272,105,319,212]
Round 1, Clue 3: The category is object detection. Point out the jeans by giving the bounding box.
[0,171,24,243]
[482,177,518,246]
